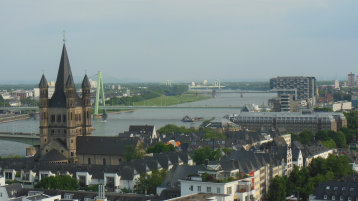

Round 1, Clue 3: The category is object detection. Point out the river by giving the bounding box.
[0,91,276,156]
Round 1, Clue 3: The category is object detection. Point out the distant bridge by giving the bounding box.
[0,105,245,111]
[0,132,40,145]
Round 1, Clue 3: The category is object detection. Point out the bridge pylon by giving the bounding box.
[94,71,106,118]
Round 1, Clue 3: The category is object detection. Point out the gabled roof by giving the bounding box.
[65,74,75,88]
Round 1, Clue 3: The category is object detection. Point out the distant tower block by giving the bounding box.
[166,80,172,86]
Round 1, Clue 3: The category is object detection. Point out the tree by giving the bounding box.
[124,145,144,162]
[191,147,223,165]
[344,111,358,130]
[135,169,167,195]
[322,139,336,149]
[35,175,79,190]
[267,176,287,201]
[147,142,175,153]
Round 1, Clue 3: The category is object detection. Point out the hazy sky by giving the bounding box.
[0,0,357,83]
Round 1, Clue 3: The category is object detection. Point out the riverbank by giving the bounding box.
[132,94,209,106]
[0,114,30,124]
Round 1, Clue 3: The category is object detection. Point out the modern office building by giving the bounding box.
[270,76,317,104]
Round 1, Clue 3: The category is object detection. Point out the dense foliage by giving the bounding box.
[135,169,167,195]
[191,147,223,165]
[35,175,79,190]
[157,124,198,134]
[267,155,352,201]
[123,145,144,162]
[147,142,175,153]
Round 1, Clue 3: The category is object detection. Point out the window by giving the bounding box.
[332,196,335,200]
[217,187,220,194]
[207,187,211,193]
[63,115,66,122]
[118,158,122,163]
[88,158,91,164]
[71,112,73,120]
[87,111,89,119]
[57,115,61,122]
[103,158,106,165]
[227,186,232,194]
[71,152,74,156]
[5,172,13,180]
[189,185,193,191]
[197,186,201,192]
[51,115,55,122]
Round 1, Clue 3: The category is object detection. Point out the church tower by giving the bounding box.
[39,42,92,163]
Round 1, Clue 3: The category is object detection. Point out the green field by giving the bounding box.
[133,93,209,106]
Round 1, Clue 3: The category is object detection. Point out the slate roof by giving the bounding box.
[19,188,156,201]
[312,178,358,201]
[48,44,82,108]
[76,136,140,156]
[128,125,154,135]
[160,165,200,189]
[5,183,23,198]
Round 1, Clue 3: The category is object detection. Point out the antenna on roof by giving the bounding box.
[63,30,66,43]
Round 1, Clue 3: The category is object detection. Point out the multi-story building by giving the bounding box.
[270,76,317,105]
[348,72,355,87]
[232,111,347,133]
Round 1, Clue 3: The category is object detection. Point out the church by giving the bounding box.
[38,42,143,165]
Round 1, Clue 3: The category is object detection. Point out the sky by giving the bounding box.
[0,0,357,83]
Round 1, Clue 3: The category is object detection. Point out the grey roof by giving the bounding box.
[81,74,91,88]
[39,149,67,162]
[19,188,155,201]
[48,44,81,108]
[65,74,75,88]
[5,183,23,198]
[76,136,140,156]
[160,165,200,189]
[128,125,154,134]
[313,179,358,200]
[39,74,48,88]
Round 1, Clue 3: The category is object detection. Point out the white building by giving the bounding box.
[334,80,340,89]
[330,101,352,112]
[179,177,255,201]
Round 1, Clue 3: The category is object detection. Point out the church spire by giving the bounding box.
[54,43,74,93]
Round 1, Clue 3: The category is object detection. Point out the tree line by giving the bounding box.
[267,155,352,201]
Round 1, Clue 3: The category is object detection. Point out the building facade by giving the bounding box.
[39,43,92,163]
[233,111,347,133]
[270,76,317,105]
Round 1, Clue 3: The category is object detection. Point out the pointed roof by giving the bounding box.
[55,44,74,92]
[65,74,75,88]
[49,43,81,107]
[39,74,48,88]
[81,74,91,88]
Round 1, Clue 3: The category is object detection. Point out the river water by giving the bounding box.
[0,92,276,156]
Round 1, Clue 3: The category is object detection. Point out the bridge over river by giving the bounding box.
[0,132,39,145]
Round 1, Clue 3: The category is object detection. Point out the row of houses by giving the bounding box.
[0,152,192,193]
